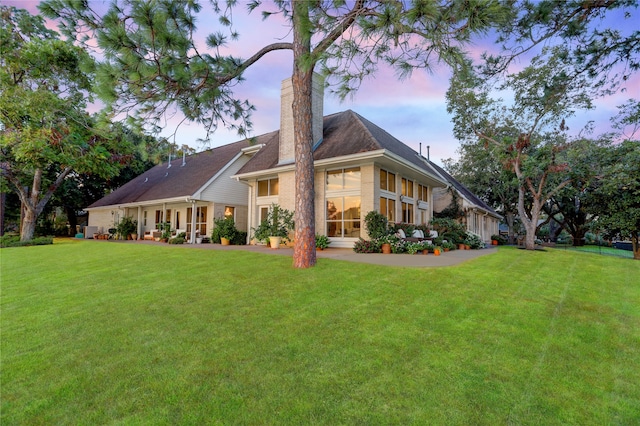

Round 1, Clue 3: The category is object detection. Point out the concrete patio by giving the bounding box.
[116,239,498,267]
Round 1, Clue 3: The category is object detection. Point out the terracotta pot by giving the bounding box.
[492,240,498,245]
[444,248,450,252]
[464,245,471,250]
[458,243,465,250]
[381,243,391,254]
[220,237,230,246]
[422,249,429,255]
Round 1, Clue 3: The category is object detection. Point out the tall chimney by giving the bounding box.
[279,73,324,164]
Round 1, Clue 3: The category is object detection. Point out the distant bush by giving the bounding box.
[168,237,185,244]
[1,235,53,248]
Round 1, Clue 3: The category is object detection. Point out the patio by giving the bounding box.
[112,239,498,267]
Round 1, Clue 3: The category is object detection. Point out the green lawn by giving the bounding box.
[2,240,638,425]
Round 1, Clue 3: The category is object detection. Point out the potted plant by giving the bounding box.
[158,222,172,242]
[261,204,294,249]
[315,234,331,250]
[116,216,137,240]
[442,241,455,252]
[433,246,442,256]
[214,216,238,245]
[377,233,397,254]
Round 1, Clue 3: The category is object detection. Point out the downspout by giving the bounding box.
[137,206,142,240]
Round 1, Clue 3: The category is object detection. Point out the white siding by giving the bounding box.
[198,155,250,205]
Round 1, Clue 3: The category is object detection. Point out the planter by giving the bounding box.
[433,249,441,256]
[269,236,282,249]
[458,243,465,250]
[492,240,498,245]
[444,248,450,252]
[381,243,391,254]
[131,233,138,241]
[195,237,203,244]
[464,244,471,250]
[422,249,429,255]
[220,237,230,246]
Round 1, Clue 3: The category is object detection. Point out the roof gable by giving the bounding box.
[429,161,501,218]
[88,139,251,208]
[236,110,444,179]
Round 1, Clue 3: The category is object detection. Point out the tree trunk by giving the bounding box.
[21,204,37,241]
[632,232,639,260]
[517,186,541,250]
[291,2,316,268]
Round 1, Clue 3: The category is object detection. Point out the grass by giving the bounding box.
[554,244,634,259]
[2,240,639,425]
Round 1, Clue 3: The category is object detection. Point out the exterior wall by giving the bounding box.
[199,158,250,205]
[432,187,453,212]
[86,208,119,236]
[277,170,296,211]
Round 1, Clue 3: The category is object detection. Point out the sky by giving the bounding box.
[5,0,640,166]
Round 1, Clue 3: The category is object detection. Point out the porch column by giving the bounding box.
[137,206,142,239]
[190,200,197,243]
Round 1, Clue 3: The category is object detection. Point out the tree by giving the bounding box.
[41,0,511,268]
[443,140,519,243]
[589,140,640,259]
[0,6,136,241]
[447,0,639,250]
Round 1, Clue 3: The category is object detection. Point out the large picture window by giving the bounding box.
[326,168,361,238]
[326,196,361,238]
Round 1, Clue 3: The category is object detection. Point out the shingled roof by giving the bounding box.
[428,161,502,218]
[87,139,251,208]
[236,110,445,180]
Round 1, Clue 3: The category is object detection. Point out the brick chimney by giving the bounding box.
[279,73,324,164]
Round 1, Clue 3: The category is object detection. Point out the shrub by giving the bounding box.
[0,235,53,248]
[213,216,239,243]
[430,218,467,244]
[465,232,484,249]
[491,234,507,245]
[315,234,331,249]
[168,237,185,244]
[353,238,380,253]
[364,211,389,239]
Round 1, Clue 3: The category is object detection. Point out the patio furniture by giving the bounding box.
[143,229,161,240]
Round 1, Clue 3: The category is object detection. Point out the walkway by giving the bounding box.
[127,239,498,267]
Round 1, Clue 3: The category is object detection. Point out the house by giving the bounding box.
[85,139,259,242]
[87,73,498,249]
[429,161,502,244]
[232,75,450,248]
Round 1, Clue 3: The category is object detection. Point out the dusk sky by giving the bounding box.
[6,0,640,166]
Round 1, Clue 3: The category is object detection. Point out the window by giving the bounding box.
[327,167,360,191]
[326,196,361,238]
[380,169,395,192]
[401,178,413,198]
[258,178,279,196]
[224,206,235,219]
[143,211,148,227]
[155,210,162,226]
[187,206,207,236]
[401,202,413,223]
[166,209,171,226]
[326,168,361,238]
[380,197,396,222]
[175,211,180,230]
[259,206,269,223]
[418,184,428,202]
